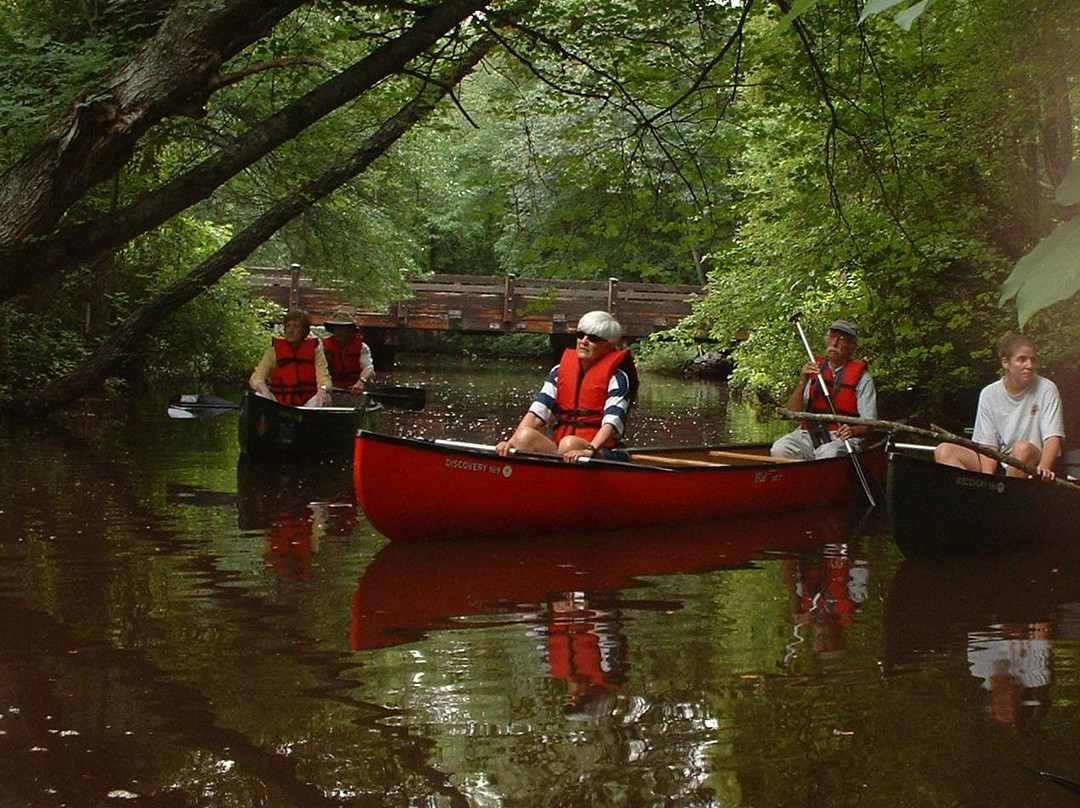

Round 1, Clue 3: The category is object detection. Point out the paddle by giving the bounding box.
[167,385,425,419]
[790,313,878,507]
[168,394,239,418]
[339,385,426,410]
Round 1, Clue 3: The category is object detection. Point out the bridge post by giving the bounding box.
[503,275,516,325]
[607,277,619,316]
[289,263,302,310]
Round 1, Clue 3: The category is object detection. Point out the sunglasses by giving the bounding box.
[575,331,607,344]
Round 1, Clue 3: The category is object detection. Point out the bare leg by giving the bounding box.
[557,435,590,454]
[507,426,558,454]
[1006,440,1042,478]
[934,443,982,471]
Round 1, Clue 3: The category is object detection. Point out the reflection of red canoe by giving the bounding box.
[353,430,885,542]
[351,507,862,650]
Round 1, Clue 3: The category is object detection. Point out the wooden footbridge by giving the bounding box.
[246,265,705,367]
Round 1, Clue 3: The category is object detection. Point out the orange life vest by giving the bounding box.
[322,334,366,387]
[269,337,319,406]
[553,347,636,447]
[802,357,868,431]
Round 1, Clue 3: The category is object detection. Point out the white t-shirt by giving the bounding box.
[971,375,1064,453]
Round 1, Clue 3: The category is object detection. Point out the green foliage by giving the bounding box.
[686,0,1080,419]
[0,0,167,167]
[2,0,1077,418]
[632,337,699,376]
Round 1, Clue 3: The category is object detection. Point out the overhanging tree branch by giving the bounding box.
[0,0,493,304]
[0,0,307,251]
[9,33,499,417]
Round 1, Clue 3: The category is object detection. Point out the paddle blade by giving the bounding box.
[167,394,241,419]
[365,386,425,410]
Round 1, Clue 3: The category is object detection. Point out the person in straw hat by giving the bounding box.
[322,305,376,399]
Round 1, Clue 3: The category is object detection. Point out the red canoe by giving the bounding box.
[353,430,885,542]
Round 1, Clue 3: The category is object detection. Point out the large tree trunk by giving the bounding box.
[0,0,305,255]
[9,35,498,417]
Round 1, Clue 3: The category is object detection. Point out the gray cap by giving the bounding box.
[828,320,857,339]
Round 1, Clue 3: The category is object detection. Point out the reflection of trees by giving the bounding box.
[0,421,469,804]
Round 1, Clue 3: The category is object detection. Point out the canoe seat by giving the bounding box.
[630,453,730,468]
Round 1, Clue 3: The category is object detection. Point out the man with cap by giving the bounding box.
[770,319,877,460]
[321,305,375,399]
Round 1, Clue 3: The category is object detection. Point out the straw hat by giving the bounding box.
[324,306,359,328]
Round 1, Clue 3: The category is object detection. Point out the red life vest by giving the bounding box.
[269,337,319,406]
[802,357,868,430]
[322,334,366,387]
[553,347,636,448]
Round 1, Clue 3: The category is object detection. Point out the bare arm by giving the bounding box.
[785,361,817,412]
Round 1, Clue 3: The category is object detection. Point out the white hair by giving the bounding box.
[576,310,622,343]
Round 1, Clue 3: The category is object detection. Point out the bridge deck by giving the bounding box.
[246,267,703,339]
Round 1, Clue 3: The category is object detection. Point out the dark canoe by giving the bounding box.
[238,391,380,461]
[885,448,1080,558]
[353,430,885,542]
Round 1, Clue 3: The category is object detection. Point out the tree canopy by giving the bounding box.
[0,0,1076,420]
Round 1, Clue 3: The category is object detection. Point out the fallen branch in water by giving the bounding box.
[779,408,1078,489]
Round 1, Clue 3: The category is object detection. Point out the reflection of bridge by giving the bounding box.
[246,265,705,367]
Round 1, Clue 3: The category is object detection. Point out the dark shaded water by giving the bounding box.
[2,357,1080,807]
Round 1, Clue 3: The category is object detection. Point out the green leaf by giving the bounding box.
[859,0,913,24]
[999,216,1080,326]
[767,0,821,38]
[1054,161,1080,206]
[894,0,930,30]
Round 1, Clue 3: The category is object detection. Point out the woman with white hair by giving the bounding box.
[496,310,638,463]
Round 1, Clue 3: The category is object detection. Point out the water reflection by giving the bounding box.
[349,512,864,656]
[883,546,1080,734]
[968,622,1053,726]
[783,543,869,659]
[235,459,357,587]
[5,365,1080,806]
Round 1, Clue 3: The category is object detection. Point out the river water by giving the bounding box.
[1,356,1079,807]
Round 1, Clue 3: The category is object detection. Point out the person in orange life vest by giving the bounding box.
[770,319,876,460]
[248,309,332,407]
[321,305,375,398]
[496,310,638,464]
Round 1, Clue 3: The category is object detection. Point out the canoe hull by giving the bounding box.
[353,430,884,542]
[239,392,377,461]
[886,450,1080,558]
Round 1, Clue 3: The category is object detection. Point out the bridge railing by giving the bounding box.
[244,266,704,339]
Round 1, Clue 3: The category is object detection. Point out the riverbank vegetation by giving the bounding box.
[0,0,1076,427]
